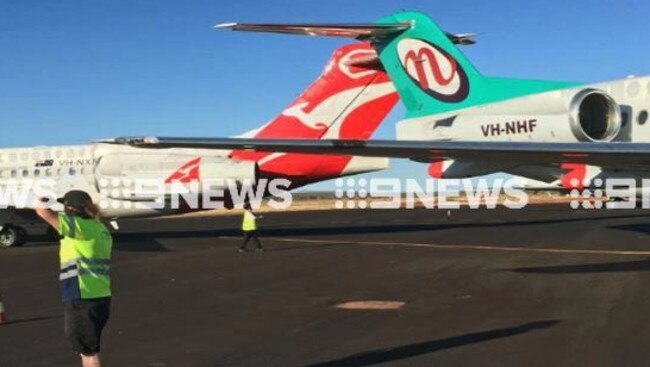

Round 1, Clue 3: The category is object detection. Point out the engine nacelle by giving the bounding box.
[95,153,258,200]
[569,89,621,142]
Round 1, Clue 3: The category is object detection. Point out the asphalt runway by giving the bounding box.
[2,204,650,366]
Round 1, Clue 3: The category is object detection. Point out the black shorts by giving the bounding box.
[64,297,111,356]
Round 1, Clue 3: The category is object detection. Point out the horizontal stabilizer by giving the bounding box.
[444,32,477,45]
[215,22,410,40]
[216,22,477,45]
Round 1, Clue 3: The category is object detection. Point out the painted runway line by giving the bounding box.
[220,236,650,256]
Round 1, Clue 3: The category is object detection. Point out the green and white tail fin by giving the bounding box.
[217,11,580,119]
[373,11,579,118]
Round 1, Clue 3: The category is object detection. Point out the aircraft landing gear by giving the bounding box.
[0,225,27,248]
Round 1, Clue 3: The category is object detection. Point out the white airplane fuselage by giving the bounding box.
[0,143,252,218]
[396,76,650,183]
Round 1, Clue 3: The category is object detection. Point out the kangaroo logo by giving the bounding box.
[339,49,379,80]
[165,157,200,183]
[397,38,469,103]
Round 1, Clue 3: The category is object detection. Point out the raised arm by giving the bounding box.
[35,207,59,230]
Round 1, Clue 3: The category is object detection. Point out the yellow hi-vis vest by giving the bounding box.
[58,213,113,302]
[242,210,257,231]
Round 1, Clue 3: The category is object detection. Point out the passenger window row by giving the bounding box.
[1,167,87,178]
[0,148,88,163]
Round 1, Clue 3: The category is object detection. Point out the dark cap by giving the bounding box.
[57,190,92,209]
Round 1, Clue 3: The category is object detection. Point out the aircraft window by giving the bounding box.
[69,168,76,176]
[638,110,648,125]
[80,167,86,175]
[45,168,52,176]
[34,169,40,177]
[22,169,28,177]
[10,170,16,178]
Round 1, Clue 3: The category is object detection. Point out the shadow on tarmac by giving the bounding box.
[24,211,650,253]
[25,234,170,252]
[1,315,61,326]
[300,320,559,367]
[118,211,650,239]
[609,223,650,235]
[506,258,650,274]
[112,238,170,252]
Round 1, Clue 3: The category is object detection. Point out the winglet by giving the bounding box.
[214,22,237,29]
[444,32,478,45]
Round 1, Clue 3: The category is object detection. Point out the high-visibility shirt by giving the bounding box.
[242,210,257,231]
[58,213,113,302]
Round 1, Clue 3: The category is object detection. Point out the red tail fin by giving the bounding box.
[231,43,398,182]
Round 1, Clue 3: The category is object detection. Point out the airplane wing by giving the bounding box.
[105,137,650,171]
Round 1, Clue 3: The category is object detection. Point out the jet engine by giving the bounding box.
[568,89,621,142]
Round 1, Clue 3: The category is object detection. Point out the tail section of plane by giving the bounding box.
[219,12,579,119]
[230,43,398,185]
[373,11,579,118]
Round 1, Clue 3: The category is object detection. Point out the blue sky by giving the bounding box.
[0,0,648,190]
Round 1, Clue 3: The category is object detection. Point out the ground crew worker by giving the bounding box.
[240,202,263,252]
[35,190,112,367]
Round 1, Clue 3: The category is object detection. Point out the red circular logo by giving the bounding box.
[397,38,469,103]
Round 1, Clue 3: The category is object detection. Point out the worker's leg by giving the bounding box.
[252,231,263,251]
[80,354,101,367]
[240,231,252,251]
[65,299,111,367]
